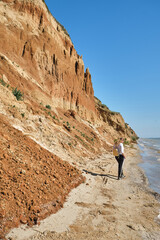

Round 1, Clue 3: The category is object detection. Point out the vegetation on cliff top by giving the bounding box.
[94,96,119,115]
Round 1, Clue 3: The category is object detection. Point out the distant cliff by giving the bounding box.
[94,97,138,142]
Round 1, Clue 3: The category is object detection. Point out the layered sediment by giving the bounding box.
[0,0,95,121]
[0,0,139,238]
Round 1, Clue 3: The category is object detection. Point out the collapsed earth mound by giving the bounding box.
[0,115,84,238]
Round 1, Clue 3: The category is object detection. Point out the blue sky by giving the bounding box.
[45,0,160,138]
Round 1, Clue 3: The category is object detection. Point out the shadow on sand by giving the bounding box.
[82,169,118,180]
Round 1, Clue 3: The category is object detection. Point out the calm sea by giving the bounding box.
[138,138,160,194]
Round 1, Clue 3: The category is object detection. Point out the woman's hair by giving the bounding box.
[114,139,118,145]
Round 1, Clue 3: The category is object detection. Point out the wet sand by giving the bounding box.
[7,145,160,240]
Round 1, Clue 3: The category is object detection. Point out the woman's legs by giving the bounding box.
[118,155,124,179]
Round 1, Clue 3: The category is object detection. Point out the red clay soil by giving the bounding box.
[0,115,85,238]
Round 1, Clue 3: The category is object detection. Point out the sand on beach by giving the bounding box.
[6,146,160,240]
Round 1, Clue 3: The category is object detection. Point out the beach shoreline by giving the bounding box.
[6,145,160,240]
[138,138,160,196]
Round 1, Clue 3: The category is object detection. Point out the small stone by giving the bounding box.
[20,215,27,224]
[20,169,26,175]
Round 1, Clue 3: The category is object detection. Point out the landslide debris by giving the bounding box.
[0,115,85,238]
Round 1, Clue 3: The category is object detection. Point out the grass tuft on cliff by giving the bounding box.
[12,87,23,101]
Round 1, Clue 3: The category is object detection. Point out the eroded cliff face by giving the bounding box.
[0,1,138,237]
[0,0,138,139]
[94,97,138,142]
[0,0,95,121]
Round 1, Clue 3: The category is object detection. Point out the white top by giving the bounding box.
[118,143,124,154]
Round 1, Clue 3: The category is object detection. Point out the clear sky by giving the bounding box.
[44,0,160,138]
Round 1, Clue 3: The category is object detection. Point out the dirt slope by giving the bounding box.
[0,114,85,238]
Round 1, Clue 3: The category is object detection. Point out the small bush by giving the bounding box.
[110,111,116,115]
[46,105,51,109]
[124,140,129,145]
[75,135,83,142]
[21,113,25,118]
[101,104,107,109]
[0,79,6,87]
[12,87,23,101]
[131,136,137,142]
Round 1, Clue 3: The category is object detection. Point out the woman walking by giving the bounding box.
[117,138,126,180]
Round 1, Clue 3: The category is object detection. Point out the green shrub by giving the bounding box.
[110,111,117,115]
[101,104,107,109]
[131,136,137,142]
[0,79,6,87]
[75,135,83,142]
[124,139,129,145]
[21,113,25,118]
[12,87,23,101]
[46,105,51,109]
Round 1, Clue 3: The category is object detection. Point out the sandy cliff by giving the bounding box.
[0,0,137,140]
[0,0,138,238]
[0,0,95,121]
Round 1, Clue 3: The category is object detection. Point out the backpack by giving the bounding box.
[113,148,119,157]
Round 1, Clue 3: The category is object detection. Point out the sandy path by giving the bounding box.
[7,147,160,240]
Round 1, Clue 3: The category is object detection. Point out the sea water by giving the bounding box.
[138,138,160,194]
